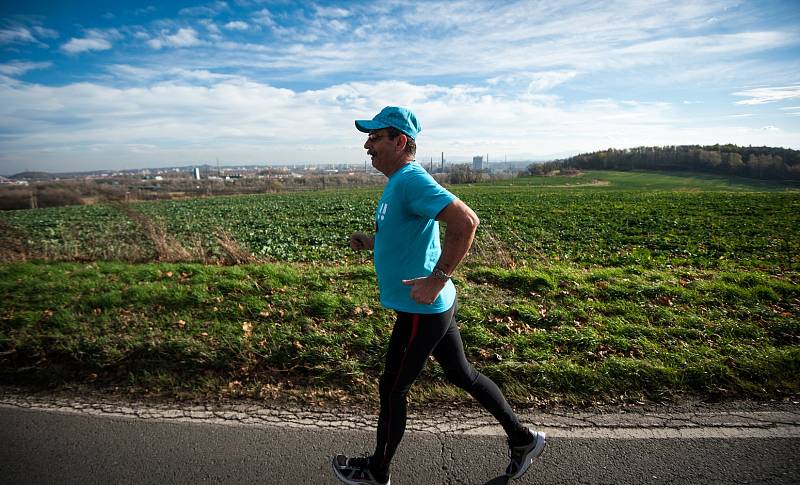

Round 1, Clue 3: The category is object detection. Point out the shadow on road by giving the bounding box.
[484,475,510,485]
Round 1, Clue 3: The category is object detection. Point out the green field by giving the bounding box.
[1,171,798,405]
[3,171,798,269]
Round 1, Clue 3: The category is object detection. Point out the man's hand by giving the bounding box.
[349,232,374,251]
[402,276,446,305]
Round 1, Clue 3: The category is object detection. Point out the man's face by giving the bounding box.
[364,129,393,171]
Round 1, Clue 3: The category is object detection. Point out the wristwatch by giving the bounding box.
[430,268,450,282]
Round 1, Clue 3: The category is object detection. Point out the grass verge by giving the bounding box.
[1,261,797,406]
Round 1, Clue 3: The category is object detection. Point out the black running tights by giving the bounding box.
[372,303,527,472]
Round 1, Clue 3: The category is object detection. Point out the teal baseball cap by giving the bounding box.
[355,106,422,140]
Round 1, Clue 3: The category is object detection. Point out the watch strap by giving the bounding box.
[430,267,450,281]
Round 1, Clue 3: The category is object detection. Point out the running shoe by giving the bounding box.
[332,454,391,485]
[506,429,546,479]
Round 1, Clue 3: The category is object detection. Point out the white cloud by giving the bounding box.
[2,77,797,174]
[251,9,276,28]
[52,0,761,89]
[200,20,222,35]
[0,27,38,44]
[107,64,161,81]
[135,6,157,16]
[171,68,241,82]
[2,0,800,173]
[733,85,800,105]
[224,21,250,31]
[32,26,59,39]
[0,61,52,76]
[179,1,229,17]
[109,64,242,83]
[314,5,350,18]
[185,3,794,85]
[488,71,579,94]
[60,28,120,54]
[61,37,113,54]
[619,31,793,57]
[148,28,203,49]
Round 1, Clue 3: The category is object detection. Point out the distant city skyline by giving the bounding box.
[1,0,799,174]
[3,156,537,178]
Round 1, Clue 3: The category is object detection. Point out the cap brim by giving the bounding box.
[355,119,388,133]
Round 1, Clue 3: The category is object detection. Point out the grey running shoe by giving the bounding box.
[332,454,391,485]
[506,430,546,479]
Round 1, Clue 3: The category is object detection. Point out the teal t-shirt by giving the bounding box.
[373,161,457,314]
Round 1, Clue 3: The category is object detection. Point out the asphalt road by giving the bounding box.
[1,398,798,484]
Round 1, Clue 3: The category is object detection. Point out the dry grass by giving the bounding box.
[115,203,260,265]
[471,226,517,269]
[215,230,259,265]
[115,203,196,262]
[0,202,260,265]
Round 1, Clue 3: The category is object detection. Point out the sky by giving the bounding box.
[1,0,799,175]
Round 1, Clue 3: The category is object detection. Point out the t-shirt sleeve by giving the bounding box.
[404,170,457,220]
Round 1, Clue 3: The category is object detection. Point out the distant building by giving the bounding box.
[0,176,28,186]
[472,155,483,171]
[193,167,201,180]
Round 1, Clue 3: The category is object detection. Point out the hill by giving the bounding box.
[8,171,55,181]
[530,145,800,182]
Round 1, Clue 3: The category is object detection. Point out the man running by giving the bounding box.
[332,106,546,485]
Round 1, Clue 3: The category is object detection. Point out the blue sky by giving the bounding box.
[1,0,799,174]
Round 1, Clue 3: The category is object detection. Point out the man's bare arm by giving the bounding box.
[349,232,374,251]
[402,199,479,305]
[434,198,480,276]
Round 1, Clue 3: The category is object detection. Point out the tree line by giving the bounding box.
[528,145,800,180]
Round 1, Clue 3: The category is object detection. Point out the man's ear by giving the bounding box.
[394,133,408,154]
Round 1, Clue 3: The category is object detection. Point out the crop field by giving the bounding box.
[1,171,798,405]
[2,171,798,269]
